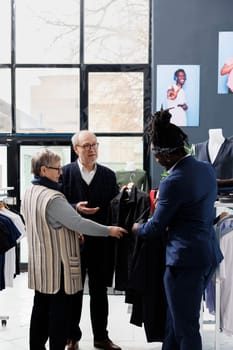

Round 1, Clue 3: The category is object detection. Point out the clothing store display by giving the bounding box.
[0,214,21,254]
[207,129,225,164]
[195,136,233,179]
[110,185,150,291]
[110,185,166,342]
[209,215,233,336]
[0,198,25,326]
[0,205,25,290]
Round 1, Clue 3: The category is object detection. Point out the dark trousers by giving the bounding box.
[68,236,109,342]
[162,265,212,350]
[30,279,72,350]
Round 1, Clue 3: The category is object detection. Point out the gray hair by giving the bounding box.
[31,148,61,176]
[71,132,80,147]
[71,130,96,147]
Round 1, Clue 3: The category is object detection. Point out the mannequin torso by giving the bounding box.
[208,129,225,163]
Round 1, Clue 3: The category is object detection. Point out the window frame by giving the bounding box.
[0,0,152,210]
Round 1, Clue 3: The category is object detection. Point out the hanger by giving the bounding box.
[126,172,136,192]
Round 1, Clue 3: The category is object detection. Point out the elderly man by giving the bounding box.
[61,130,121,350]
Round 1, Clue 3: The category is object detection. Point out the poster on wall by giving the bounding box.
[218,31,233,94]
[156,65,200,127]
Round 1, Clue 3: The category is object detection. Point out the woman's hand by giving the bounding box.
[108,226,128,239]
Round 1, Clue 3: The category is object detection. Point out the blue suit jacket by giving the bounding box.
[138,156,223,268]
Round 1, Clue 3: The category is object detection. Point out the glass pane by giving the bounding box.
[0,145,7,189]
[16,68,80,133]
[20,145,71,200]
[97,136,143,171]
[0,69,12,133]
[0,0,11,63]
[89,72,143,132]
[85,0,149,64]
[16,0,80,64]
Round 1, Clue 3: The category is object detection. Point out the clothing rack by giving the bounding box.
[214,212,233,350]
[0,186,14,327]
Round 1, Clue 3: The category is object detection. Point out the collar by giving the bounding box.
[77,159,97,173]
[31,176,62,191]
[167,154,190,174]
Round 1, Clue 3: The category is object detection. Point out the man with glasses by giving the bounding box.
[61,130,121,350]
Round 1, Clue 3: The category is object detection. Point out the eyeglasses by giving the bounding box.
[77,142,99,151]
[45,166,62,173]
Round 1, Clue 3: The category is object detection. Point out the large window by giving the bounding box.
[0,1,11,63]
[89,72,144,132]
[16,68,80,133]
[16,0,80,64]
[0,146,7,189]
[0,0,151,210]
[84,0,149,64]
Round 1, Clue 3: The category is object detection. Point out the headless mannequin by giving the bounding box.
[208,129,225,163]
[195,129,233,188]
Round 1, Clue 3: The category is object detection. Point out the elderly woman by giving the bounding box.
[21,148,126,350]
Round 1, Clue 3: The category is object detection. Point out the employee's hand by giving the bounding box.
[132,223,140,235]
[76,201,100,215]
[108,226,128,239]
[77,233,85,245]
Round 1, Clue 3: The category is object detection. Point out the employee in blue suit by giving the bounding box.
[132,108,223,350]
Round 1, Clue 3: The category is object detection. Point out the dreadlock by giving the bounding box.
[144,108,189,154]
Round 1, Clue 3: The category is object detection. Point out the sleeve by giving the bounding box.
[137,179,181,239]
[46,196,109,237]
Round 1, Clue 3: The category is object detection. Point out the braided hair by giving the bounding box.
[145,108,189,155]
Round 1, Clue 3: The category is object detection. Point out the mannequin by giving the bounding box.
[208,129,225,163]
[195,129,233,189]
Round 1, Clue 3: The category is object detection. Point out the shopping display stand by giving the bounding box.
[0,187,15,327]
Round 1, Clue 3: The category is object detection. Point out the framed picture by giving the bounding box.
[156,65,200,127]
[218,31,233,94]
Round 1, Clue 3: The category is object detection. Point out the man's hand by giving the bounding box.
[76,201,100,215]
[132,223,140,235]
[108,226,128,239]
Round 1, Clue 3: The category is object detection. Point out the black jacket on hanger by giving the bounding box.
[111,185,150,291]
[127,234,166,342]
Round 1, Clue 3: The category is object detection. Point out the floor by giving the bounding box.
[0,272,233,350]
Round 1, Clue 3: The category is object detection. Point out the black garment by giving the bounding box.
[61,161,119,342]
[127,235,166,342]
[195,138,233,179]
[30,269,72,350]
[111,185,150,291]
[0,214,21,254]
[0,220,15,254]
[67,237,109,342]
